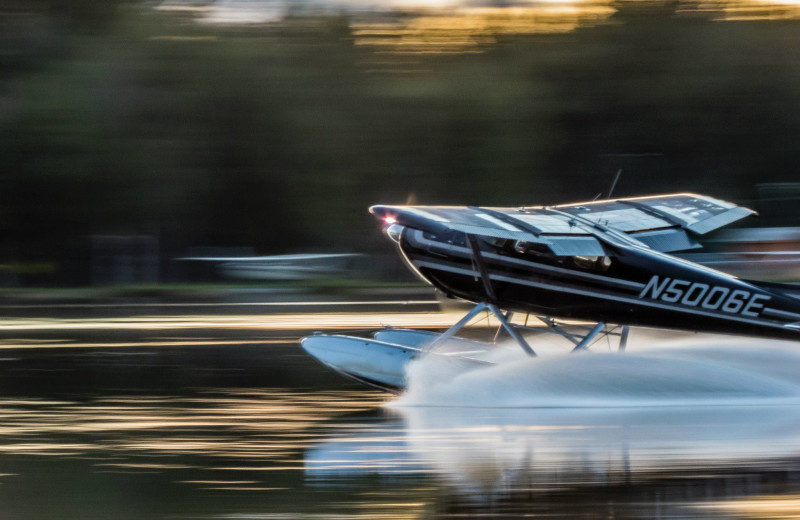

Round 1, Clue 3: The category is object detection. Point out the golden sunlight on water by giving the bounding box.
[0,390,383,461]
[2,297,800,518]
[0,311,461,336]
[0,384,449,517]
[1,329,800,518]
[695,495,800,518]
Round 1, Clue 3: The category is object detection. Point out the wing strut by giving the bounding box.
[429,234,625,357]
[465,234,497,303]
[462,233,535,356]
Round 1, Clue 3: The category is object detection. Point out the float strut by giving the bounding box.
[619,326,630,352]
[424,302,489,352]
[493,311,514,343]
[487,304,536,357]
[572,322,606,352]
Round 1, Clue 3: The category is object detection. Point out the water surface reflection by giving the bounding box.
[1,321,800,518]
[308,404,800,517]
[310,405,800,482]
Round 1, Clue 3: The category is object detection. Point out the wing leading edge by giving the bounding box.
[371,193,756,255]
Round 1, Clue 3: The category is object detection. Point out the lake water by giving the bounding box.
[1,298,800,519]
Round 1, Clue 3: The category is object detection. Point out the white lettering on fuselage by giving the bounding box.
[639,275,771,317]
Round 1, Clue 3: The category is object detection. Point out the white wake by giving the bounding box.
[392,332,800,408]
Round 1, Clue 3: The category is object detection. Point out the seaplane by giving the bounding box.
[301,193,800,392]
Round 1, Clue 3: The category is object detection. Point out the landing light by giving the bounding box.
[384,216,397,225]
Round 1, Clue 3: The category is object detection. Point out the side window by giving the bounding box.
[479,236,507,249]
[514,240,556,259]
[573,255,612,271]
[423,230,466,247]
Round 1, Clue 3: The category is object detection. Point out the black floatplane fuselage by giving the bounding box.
[302,194,800,391]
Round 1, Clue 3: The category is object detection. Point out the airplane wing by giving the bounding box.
[553,193,756,252]
[371,193,756,255]
[372,204,608,256]
[554,193,755,235]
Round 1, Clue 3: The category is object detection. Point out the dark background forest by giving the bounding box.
[2,0,799,285]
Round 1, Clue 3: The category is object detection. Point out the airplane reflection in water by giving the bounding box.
[306,404,800,488]
[306,334,800,515]
[0,331,800,518]
[305,336,800,480]
[304,403,800,518]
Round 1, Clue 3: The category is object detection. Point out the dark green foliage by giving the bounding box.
[1,2,799,284]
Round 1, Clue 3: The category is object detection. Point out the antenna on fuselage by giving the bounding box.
[592,168,622,201]
[608,168,622,198]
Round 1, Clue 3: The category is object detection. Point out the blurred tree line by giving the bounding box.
[1,1,799,284]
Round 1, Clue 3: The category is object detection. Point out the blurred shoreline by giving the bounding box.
[0,282,436,308]
[4,2,800,288]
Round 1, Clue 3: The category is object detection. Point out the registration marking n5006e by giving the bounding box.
[638,275,770,317]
